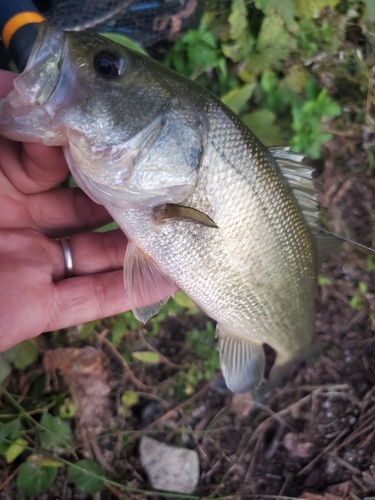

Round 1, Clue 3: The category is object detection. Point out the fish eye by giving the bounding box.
[93,50,125,77]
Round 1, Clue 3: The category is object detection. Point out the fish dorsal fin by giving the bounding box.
[269,148,375,263]
[123,241,175,323]
[217,326,265,394]
[269,146,319,231]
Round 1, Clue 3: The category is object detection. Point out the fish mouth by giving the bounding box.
[10,23,66,108]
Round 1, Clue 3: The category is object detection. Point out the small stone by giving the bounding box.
[139,436,199,494]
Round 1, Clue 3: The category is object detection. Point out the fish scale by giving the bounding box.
[115,99,317,353]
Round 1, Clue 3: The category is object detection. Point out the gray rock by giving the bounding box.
[139,436,200,494]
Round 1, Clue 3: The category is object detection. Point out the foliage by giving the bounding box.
[17,459,58,497]
[350,281,368,310]
[165,0,375,160]
[67,459,105,494]
[0,340,39,384]
[290,82,341,158]
[184,322,221,392]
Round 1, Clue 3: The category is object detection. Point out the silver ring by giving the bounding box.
[60,237,74,278]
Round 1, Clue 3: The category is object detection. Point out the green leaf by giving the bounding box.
[221,83,256,115]
[6,437,27,463]
[2,346,17,364]
[95,221,119,233]
[255,0,297,33]
[242,110,285,146]
[110,312,139,347]
[13,340,39,369]
[121,390,139,407]
[100,33,148,55]
[282,65,309,93]
[293,0,340,19]
[0,419,23,442]
[78,320,99,340]
[68,459,105,494]
[59,399,77,419]
[0,442,9,455]
[0,355,11,385]
[256,14,297,62]
[39,412,72,449]
[350,295,363,310]
[17,460,58,496]
[363,0,375,21]
[228,0,248,40]
[165,16,225,79]
[318,276,331,286]
[222,33,254,63]
[132,351,160,364]
[242,14,296,77]
[173,291,196,309]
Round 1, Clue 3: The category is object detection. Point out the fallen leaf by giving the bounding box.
[43,348,111,439]
[362,466,375,489]
[326,481,351,498]
[231,393,255,418]
[132,351,160,364]
[283,432,313,458]
[300,493,343,500]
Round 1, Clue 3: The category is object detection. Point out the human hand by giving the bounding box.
[0,69,146,352]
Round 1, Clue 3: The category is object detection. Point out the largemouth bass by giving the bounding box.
[0,23,326,395]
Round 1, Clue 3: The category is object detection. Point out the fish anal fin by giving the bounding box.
[153,204,218,228]
[123,241,175,323]
[218,326,265,394]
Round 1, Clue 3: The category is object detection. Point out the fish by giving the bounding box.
[0,22,330,396]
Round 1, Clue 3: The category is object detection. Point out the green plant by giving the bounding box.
[184,322,220,392]
[350,281,368,310]
[290,80,341,158]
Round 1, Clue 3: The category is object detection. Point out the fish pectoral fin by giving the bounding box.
[123,241,175,323]
[153,204,218,228]
[218,327,265,394]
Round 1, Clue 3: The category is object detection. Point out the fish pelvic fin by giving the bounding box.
[123,241,175,323]
[217,326,265,394]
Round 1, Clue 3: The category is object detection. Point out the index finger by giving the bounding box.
[0,70,17,97]
[0,69,69,192]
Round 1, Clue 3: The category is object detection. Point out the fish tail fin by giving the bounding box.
[217,325,265,394]
[255,335,323,399]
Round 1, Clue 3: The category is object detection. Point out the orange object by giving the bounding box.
[2,11,44,48]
